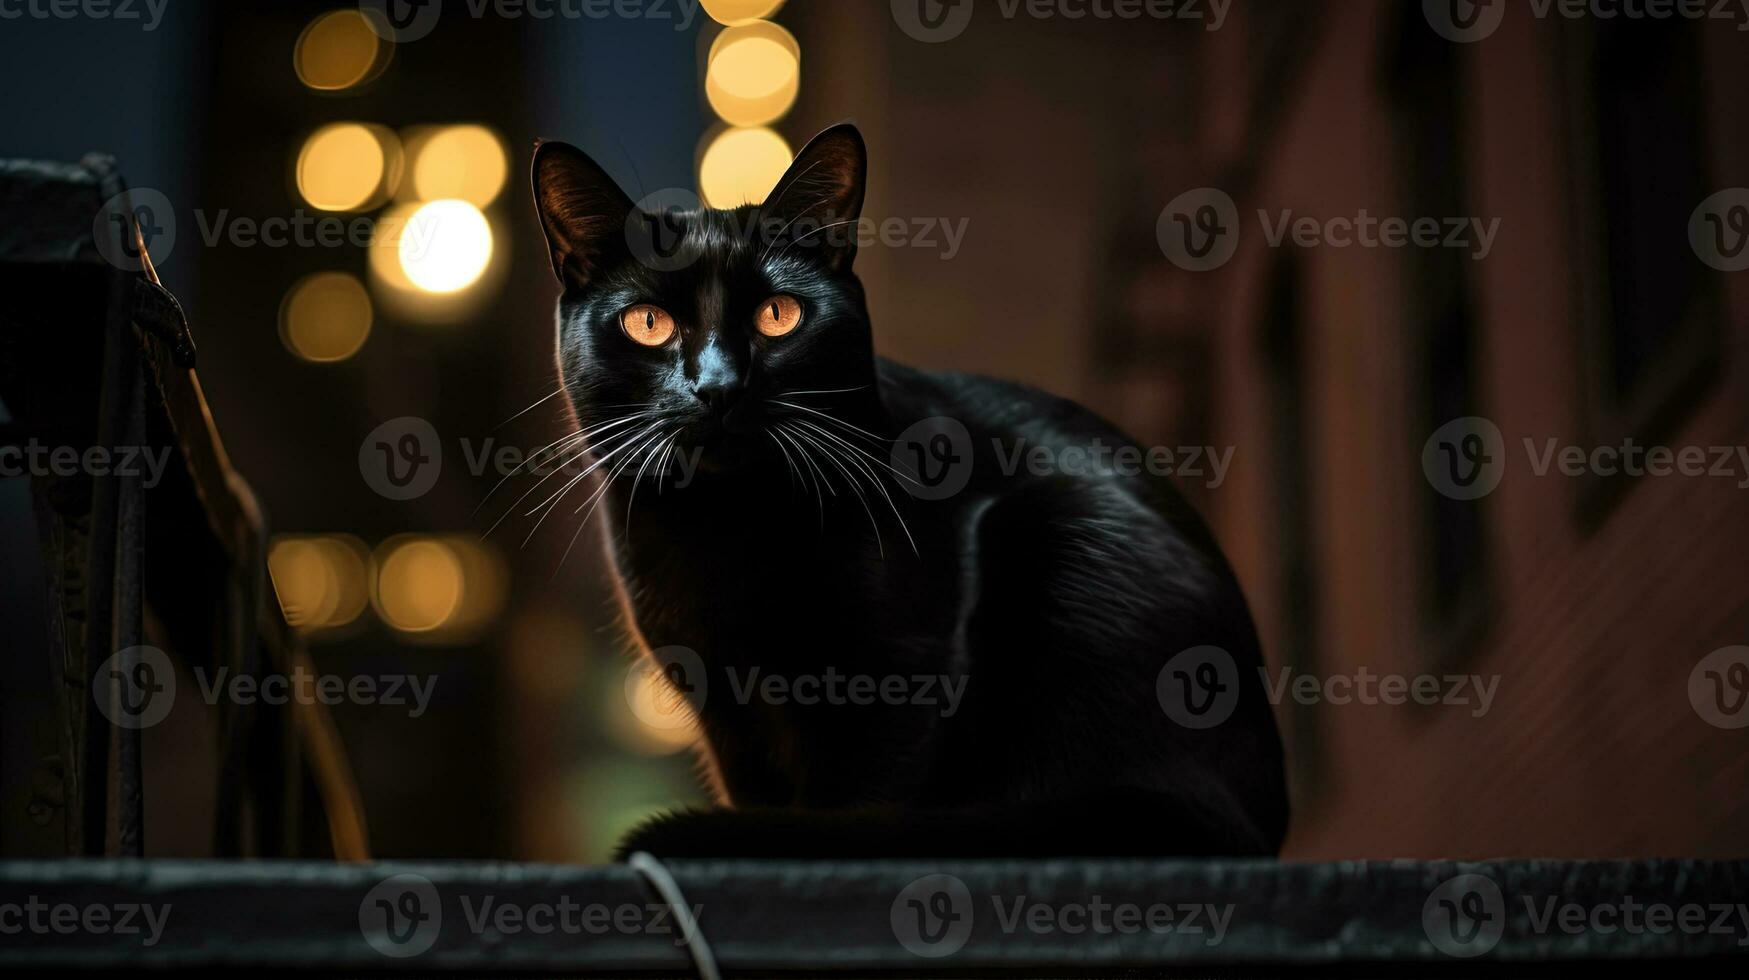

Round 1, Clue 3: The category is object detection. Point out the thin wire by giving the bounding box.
[626,851,721,980]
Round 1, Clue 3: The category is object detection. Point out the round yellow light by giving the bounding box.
[698,127,793,207]
[615,664,701,755]
[411,124,508,207]
[399,199,494,293]
[374,538,464,633]
[297,123,396,212]
[269,535,370,630]
[294,9,390,91]
[699,0,786,25]
[368,202,421,293]
[280,272,372,362]
[443,537,508,636]
[705,21,800,126]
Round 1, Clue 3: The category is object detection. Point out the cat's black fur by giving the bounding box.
[531,124,1288,859]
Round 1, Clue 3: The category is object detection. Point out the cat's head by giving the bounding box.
[531,124,875,475]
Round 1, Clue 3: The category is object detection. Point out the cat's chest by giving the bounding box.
[613,512,948,658]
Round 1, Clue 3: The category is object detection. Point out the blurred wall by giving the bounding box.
[794,0,1749,858]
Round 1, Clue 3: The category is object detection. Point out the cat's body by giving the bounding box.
[532,125,1287,858]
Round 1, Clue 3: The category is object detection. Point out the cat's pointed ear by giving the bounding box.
[531,140,635,289]
[761,123,867,271]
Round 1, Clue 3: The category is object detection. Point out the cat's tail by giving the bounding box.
[614,788,1279,861]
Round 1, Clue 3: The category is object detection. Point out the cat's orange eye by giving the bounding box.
[620,304,676,347]
[755,295,804,338]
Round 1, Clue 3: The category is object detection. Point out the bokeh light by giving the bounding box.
[399,199,494,293]
[268,535,371,630]
[705,21,800,126]
[367,202,421,293]
[611,663,702,755]
[373,535,507,640]
[700,0,786,25]
[293,9,391,91]
[296,122,400,211]
[279,271,372,362]
[374,537,463,633]
[409,124,508,207]
[698,126,793,207]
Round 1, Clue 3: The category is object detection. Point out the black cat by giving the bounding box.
[530,124,1288,859]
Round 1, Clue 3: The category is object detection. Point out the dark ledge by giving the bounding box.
[1,858,1746,975]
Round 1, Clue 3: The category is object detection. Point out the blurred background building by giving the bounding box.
[1,0,1744,861]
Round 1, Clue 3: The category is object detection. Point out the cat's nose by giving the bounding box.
[693,380,745,414]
